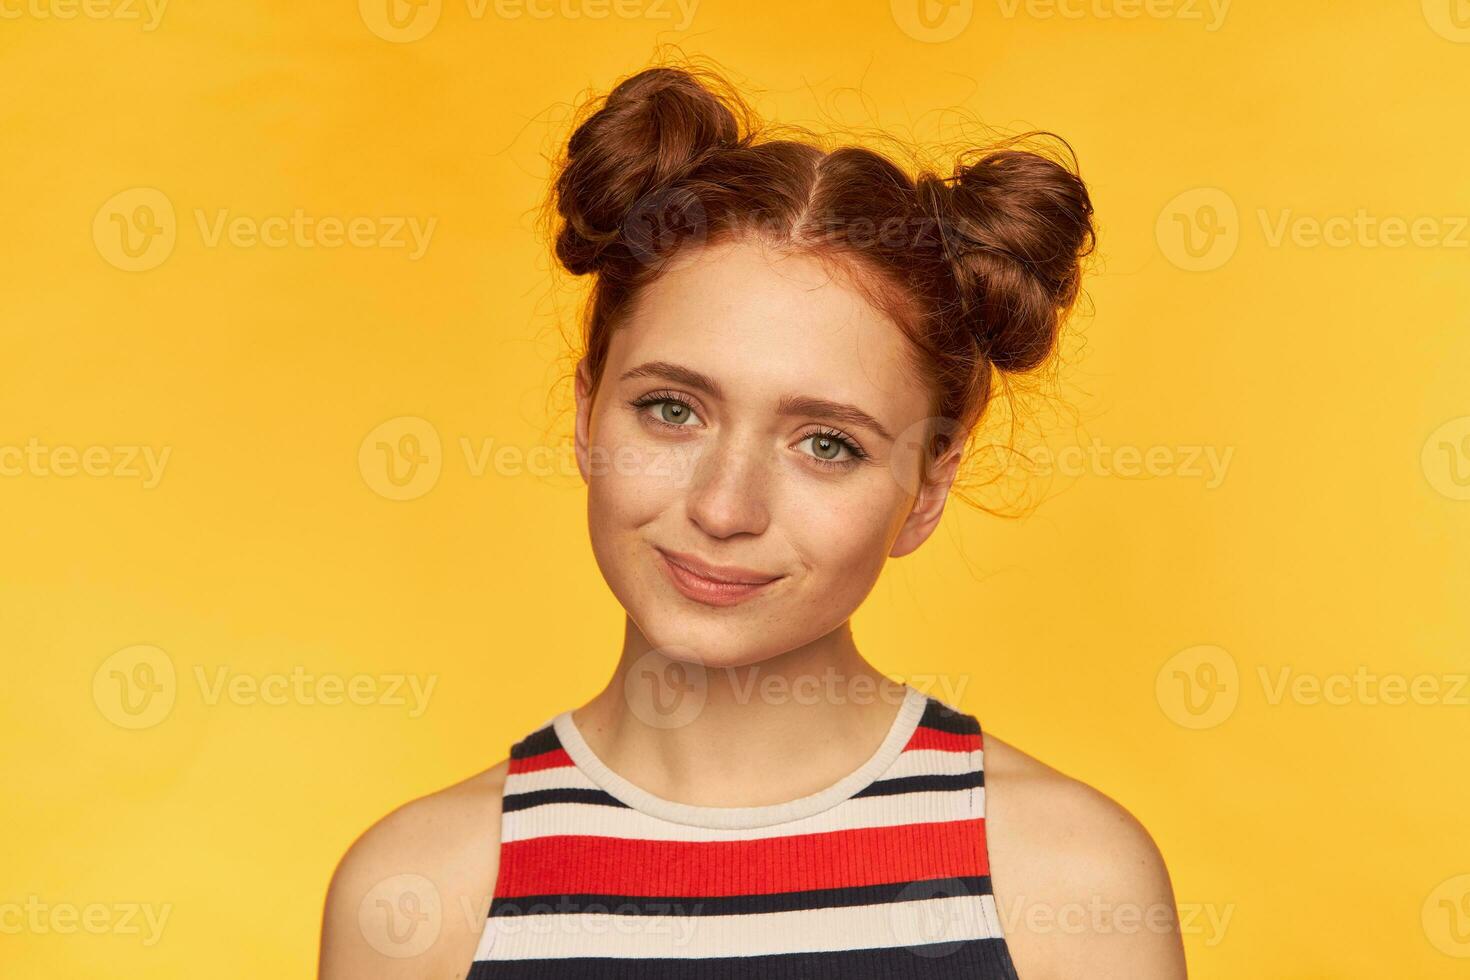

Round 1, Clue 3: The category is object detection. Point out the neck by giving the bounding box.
[569,619,911,808]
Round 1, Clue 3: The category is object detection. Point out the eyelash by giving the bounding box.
[627,390,871,472]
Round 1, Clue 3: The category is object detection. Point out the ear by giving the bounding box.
[573,356,595,485]
[890,442,963,559]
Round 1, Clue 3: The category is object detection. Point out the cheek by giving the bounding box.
[777,475,908,604]
[583,418,683,582]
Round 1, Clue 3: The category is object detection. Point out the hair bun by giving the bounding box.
[554,67,742,275]
[924,146,1095,373]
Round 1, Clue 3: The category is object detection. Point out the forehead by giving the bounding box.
[610,239,930,417]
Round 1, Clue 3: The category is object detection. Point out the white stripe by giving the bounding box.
[500,747,982,829]
[500,787,983,843]
[880,747,981,780]
[479,893,1002,960]
[504,764,603,795]
[506,748,981,797]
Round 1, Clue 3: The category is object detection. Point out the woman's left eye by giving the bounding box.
[799,431,868,468]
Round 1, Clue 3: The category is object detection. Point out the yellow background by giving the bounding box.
[3,0,1469,976]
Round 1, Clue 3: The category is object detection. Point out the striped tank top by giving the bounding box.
[466,683,1019,978]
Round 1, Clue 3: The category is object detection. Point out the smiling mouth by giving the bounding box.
[655,548,783,607]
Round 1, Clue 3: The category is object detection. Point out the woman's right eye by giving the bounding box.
[632,395,703,428]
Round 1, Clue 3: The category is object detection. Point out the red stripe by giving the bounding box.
[508,748,574,775]
[495,819,989,898]
[903,727,981,753]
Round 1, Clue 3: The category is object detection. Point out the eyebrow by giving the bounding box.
[618,360,895,442]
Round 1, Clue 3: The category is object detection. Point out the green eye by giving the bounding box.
[630,392,703,428]
[810,434,845,460]
[802,429,868,470]
[659,400,693,425]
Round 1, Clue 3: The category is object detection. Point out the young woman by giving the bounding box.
[319,65,1186,979]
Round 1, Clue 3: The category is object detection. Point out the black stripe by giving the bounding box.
[510,724,561,759]
[467,937,1021,979]
[917,698,980,736]
[853,769,984,799]
[500,787,629,812]
[489,876,994,918]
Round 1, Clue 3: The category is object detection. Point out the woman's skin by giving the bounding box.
[318,239,1188,980]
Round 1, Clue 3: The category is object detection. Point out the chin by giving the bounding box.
[634,610,789,672]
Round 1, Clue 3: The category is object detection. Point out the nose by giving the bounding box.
[683,432,773,540]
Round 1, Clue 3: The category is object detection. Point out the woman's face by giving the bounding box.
[575,238,960,669]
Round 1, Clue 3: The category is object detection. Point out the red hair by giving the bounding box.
[551,64,1095,479]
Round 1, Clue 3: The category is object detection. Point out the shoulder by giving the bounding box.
[317,759,510,980]
[980,732,1187,980]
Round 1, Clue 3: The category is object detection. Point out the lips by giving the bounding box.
[658,549,780,585]
[655,548,782,607]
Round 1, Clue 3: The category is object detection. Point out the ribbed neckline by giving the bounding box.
[550,683,929,829]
